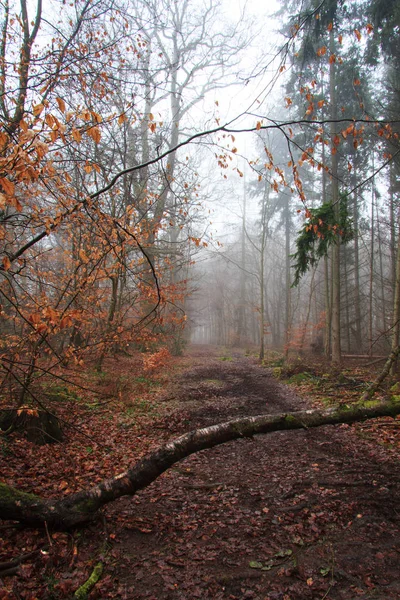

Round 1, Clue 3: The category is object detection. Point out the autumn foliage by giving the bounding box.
[0,1,198,408]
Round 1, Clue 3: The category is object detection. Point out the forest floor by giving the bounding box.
[1,345,400,599]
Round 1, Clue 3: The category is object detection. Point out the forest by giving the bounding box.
[1,0,400,598]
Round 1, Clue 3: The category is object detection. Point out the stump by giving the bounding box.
[0,408,63,444]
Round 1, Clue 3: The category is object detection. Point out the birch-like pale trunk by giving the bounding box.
[2,400,400,528]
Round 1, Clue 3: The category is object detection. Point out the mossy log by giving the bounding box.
[0,408,63,444]
[1,400,400,528]
[74,562,103,599]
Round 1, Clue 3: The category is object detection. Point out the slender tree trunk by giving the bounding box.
[376,200,387,337]
[368,168,375,357]
[259,247,265,360]
[321,114,331,358]
[352,165,362,350]
[237,176,247,345]
[259,183,270,360]
[329,28,341,366]
[390,218,400,375]
[284,197,291,358]
[390,162,397,295]
[343,246,351,353]
[299,268,316,352]
[96,275,119,372]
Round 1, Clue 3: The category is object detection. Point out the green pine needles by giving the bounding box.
[291,196,354,287]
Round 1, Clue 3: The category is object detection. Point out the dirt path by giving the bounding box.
[106,346,400,599]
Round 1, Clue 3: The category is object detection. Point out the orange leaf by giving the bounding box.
[317,100,325,108]
[256,121,261,130]
[2,256,11,271]
[0,178,14,195]
[33,103,44,117]
[11,197,22,212]
[317,46,327,57]
[43,306,58,323]
[17,407,39,417]
[354,29,361,41]
[45,113,56,127]
[60,316,73,329]
[28,312,41,325]
[71,128,82,143]
[366,23,374,34]
[327,22,333,31]
[329,54,336,64]
[87,126,101,143]
[305,103,314,115]
[91,111,102,123]
[56,97,66,113]
[338,34,343,44]
[0,131,7,151]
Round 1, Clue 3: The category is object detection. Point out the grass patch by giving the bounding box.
[287,372,314,384]
[43,383,80,403]
[124,399,155,418]
[133,376,162,390]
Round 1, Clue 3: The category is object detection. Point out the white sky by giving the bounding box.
[191,0,288,241]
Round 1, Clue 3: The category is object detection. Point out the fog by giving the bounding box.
[1,0,398,377]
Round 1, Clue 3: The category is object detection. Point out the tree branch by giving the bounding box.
[1,399,399,528]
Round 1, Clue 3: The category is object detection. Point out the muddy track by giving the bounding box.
[169,349,306,428]
[108,347,400,600]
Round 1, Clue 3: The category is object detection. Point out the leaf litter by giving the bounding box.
[1,346,400,599]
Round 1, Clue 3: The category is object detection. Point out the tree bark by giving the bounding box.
[329,28,341,366]
[362,346,400,401]
[390,217,400,375]
[1,399,400,529]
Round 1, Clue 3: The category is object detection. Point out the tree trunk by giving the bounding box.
[0,408,63,444]
[329,28,341,366]
[284,196,291,358]
[390,219,400,375]
[352,165,362,351]
[2,399,400,528]
[237,175,247,345]
[362,345,400,401]
[368,165,375,357]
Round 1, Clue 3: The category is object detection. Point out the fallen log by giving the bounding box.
[1,398,399,529]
